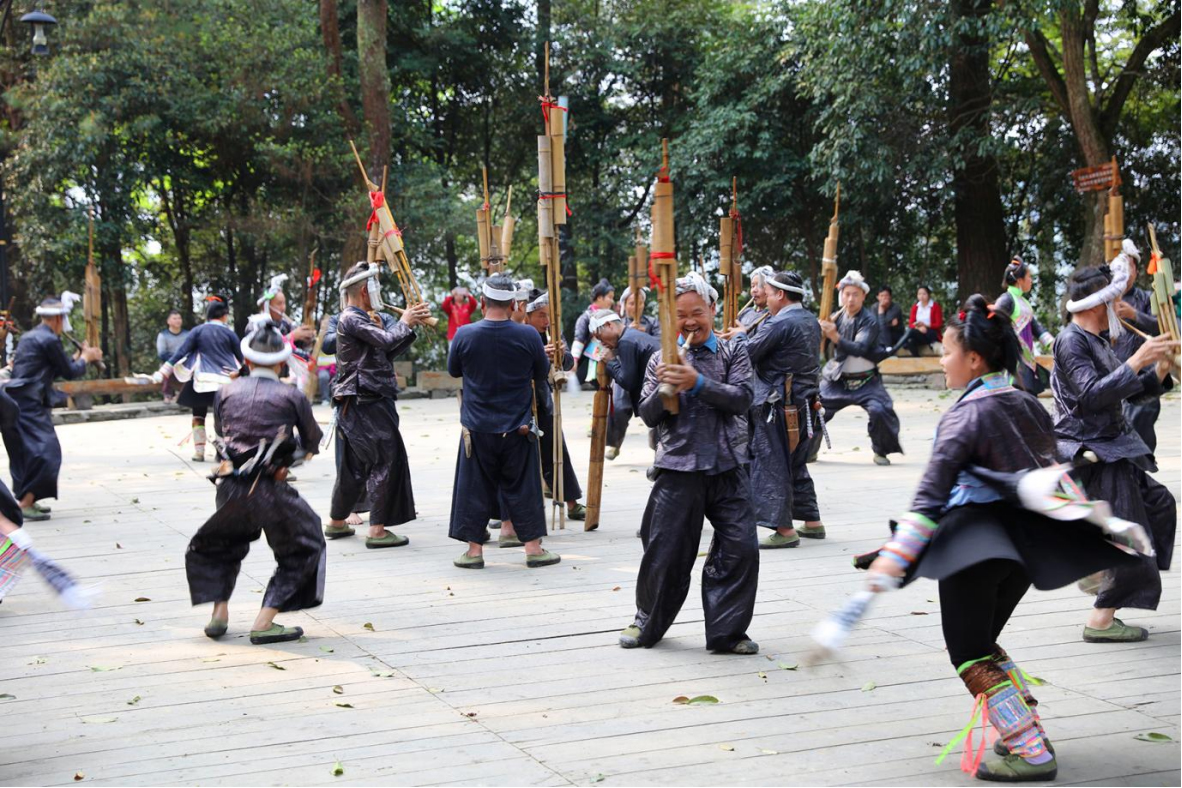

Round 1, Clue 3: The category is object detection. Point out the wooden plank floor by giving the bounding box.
[1,388,1177,787]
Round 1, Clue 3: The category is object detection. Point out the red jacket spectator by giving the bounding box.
[441,289,479,341]
[907,291,944,340]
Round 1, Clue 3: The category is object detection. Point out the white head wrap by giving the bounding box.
[36,291,82,332]
[620,285,649,302]
[240,314,292,366]
[526,291,550,314]
[837,270,870,294]
[257,273,289,306]
[675,271,718,304]
[482,281,516,301]
[766,275,807,296]
[749,265,774,285]
[589,310,623,333]
[514,278,535,301]
[1065,239,1139,338]
[339,263,383,311]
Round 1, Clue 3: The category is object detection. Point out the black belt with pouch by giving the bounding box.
[782,374,800,453]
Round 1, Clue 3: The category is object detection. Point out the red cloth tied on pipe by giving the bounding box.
[648,252,675,293]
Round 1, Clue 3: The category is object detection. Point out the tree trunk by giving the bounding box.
[445,233,458,289]
[320,0,360,138]
[949,0,1009,297]
[357,0,391,175]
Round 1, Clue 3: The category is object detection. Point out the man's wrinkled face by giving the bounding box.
[676,291,715,346]
[751,277,767,307]
[842,286,866,314]
[527,307,550,334]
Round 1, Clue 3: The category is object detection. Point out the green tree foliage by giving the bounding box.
[1,0,1176,375]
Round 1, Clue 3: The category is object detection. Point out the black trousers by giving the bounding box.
[607,382,633,449]
[940,558,1031,668]
[634,467,759,651]
[820,375,903,457]
[537,402,582,502]
[1077,459,1176,610]
[905,328,940,357]
[186,476,327,612]
[330,397,416,526]
[789,406,821,521]
[450,430,546,543]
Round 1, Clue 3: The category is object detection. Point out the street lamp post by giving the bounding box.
[0,2,58,359]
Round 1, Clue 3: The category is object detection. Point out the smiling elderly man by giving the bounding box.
[618,272,759,655]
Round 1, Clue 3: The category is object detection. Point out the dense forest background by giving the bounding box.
[0,0,1177,373]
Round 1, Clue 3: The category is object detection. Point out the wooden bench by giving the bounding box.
[56,379,158,410]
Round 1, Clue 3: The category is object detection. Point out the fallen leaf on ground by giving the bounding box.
[861,681,877,692]
[778,662,799,671]
[115,543,122,549]
[267,662,286,671]
[760,749,778,755]
[335,703,354,709]
[687,695,719,705]
[371,670,395,678]
[1133,732,1173,743]
[757,672,767,680]
[89,666,120,672]
[0,693,14,700]
[131,498,139,504]
[428,687,444,693]
[73,772,85,781]
[82,716,118,724]
[672,696,690,704]
[910,611,929,616]
[332,686,344,695]
[590,774,605,784]
[133,619,144,626]
[134,597,151,602]
[611,586,621,591]
[331,761,344,777]
[363,622,375,632]
[127,696,141,706]
[719,743,734,751]
[320,646,335,653]
[29,656,47,665]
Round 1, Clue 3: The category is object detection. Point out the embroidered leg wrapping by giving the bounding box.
[962,660,1047,763]
[192,419,207,460]
[992,644,1047,742]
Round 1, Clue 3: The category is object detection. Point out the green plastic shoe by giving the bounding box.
[250,623,304,645]
[31,502,51,513]
[566,503,587,521]
[1083,617,1148,643]
[324,524,355,540]
[605,446,619,461]
[203,618,228,639]
[498,533,524,548]
[365,532,409,549]
[453,552,485,570]
[20,506,49,522]
[976,753,1057,782]
[759,531,800,549]
[798,524,826,539]
[873,454,891,466]
[729,639,760,655]
[619,625,642,649]
[526,550,561,568]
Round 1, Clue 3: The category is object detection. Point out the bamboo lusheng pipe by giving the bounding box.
[819,183,841,323]
[651,138,680,414]
[304,319,329,401]
[84,207,102,353]
[585,358,609,532]
[476,167,493,270]
[500,186,516,262]
[720,177,742,329]
[630,228,647,329]
[1103,158,1124,262]
[348,140,439,327]
[539,41,566,531]
[301,245,320,329]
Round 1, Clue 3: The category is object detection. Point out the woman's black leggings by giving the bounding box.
[939,559,1031,668]
[192,406,208,420]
